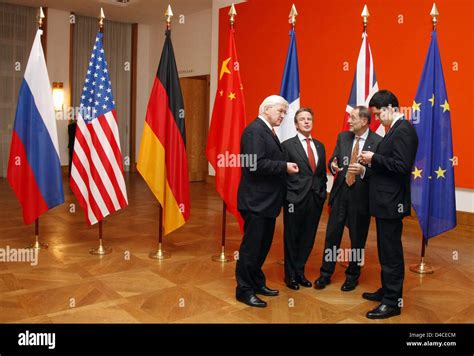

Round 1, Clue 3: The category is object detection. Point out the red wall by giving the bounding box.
[218,0,473,189]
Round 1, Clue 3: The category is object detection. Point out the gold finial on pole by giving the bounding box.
[165,4,173,30]
[99,7,105,31]
[38,7,45,29]
[289,4,298,28]
[361,4,369,33]
[430,3,439,30]
[229,3,237,28]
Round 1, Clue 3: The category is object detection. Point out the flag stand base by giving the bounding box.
[409,258,434,274]
[149,243,170,260]
[90,246,112,255]
[90,243,112,256]
[212,247,233,263]
[28,235,48,250]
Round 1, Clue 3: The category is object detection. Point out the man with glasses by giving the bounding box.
[314,106,382,292]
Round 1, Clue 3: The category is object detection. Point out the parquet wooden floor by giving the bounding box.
[0,173,472,323]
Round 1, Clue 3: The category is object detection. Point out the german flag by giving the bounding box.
[137,29,190,235]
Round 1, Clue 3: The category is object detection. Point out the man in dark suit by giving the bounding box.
[282,107,327,290]
[358,90,419,319]
[314,106,382,292]
[236,95,299,308]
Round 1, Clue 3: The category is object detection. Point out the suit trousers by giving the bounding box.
[235,211,276,297]
[376,217,404,307]
[320,184,370,280]
[283,193,322,279]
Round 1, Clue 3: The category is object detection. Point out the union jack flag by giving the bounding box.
[343,32,383,136]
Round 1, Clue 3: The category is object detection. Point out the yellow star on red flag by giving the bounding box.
[219,57,231,80]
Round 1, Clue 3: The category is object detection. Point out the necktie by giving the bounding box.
[271,127,277,137]
[346,136,360,186]
[305,138,316,173]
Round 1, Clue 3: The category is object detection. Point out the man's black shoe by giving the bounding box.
[314,276,331,290]
[285,278,299,290]
[296,275,312,288]
[236,293,267,308]
[341,278,358,292]
[366,303,401,319]
[256,286,279,296]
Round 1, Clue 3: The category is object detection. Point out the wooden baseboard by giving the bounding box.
[456,211,474,226]
[205,175,215,184]
[62,170,474,226]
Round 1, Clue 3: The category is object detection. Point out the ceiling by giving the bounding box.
[3,0,213,24]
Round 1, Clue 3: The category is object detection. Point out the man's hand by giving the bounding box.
[331,157,343,173]
[287,162,299,174]
[348,163,365,176]
[359,151,374,165]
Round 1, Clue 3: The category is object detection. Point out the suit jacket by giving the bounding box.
[368,118,419,219]
[237,117,287,218]
[282,135,327,206]
[328,130,382,214]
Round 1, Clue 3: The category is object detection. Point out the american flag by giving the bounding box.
[343,32,383,136]
[70,32,128,225]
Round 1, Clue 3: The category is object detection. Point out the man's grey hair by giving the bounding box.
[258,95,289,115]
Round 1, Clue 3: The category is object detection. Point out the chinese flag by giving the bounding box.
[206,27,246,231]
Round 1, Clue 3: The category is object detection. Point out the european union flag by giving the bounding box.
[411,31,456,240]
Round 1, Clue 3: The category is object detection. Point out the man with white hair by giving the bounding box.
[235,95,299,308]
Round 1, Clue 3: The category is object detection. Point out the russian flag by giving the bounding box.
[7,29,64,225]
[278,28,300,142]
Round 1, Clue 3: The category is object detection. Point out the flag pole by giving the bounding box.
[410,236,434,274]
[338,4,370,269]
[90,7,111,256]
[212,4,238,264]
[277,3,299,266]
[28,217,48,250]
[27,8,49,251]
[212,201,232,262]
[361,4,369,34]
[149,5,174,260]
[409,3,439,275]
[149,203,170,260]
[334,5,371,268]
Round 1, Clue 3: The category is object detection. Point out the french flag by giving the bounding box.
[7,29,64,225]
[278,28,300,142]
[343,32,383,136]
